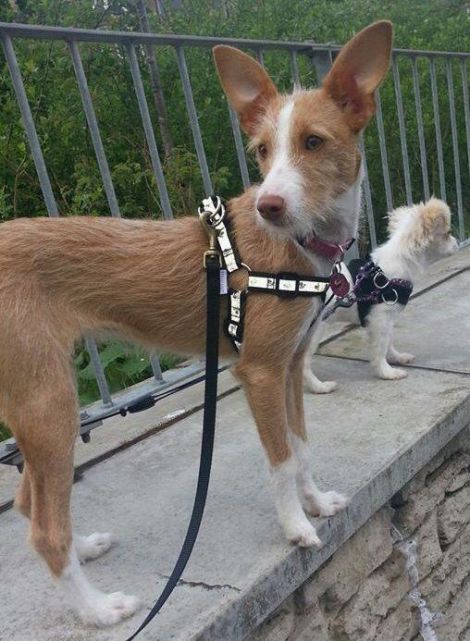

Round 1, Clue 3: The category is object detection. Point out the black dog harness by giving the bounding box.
[198,196,336,351]
[328,257,413,325]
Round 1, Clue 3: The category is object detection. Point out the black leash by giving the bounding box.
[125,253,221,641]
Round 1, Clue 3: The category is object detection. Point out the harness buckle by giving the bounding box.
[203,249,222,269]
[275,272,299,298]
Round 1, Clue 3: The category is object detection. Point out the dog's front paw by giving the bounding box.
[378,365,408,380]
[303,490,348,517]
[285,517,323,548]
[76,532,113,563]
[389,351,415,365]
[79,590,140,626]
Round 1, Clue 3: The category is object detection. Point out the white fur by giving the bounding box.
[59,548,140,626]
[304,199,459,390]
[289,433,348,517]
[270,457,321,547]
[255,100,307,236]
[75,532,113,563]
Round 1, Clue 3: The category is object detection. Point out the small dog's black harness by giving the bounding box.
[342,257,413,326]
[198,196,335,352]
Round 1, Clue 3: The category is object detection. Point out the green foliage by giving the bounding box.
[74,342,183,405]
[0,422,11,441]
[0,0,469,441]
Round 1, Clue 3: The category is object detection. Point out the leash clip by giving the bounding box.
[199,196,225,269]
[198,195,226,231]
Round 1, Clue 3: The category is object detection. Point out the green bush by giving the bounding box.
[0,0,468,441]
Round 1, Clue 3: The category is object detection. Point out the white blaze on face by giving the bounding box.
[256,99,304,217]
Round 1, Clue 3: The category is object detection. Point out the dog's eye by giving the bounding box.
[305,135,323,151]
[257,143,268,159]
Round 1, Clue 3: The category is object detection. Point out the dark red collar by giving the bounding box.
[300,235,355,262]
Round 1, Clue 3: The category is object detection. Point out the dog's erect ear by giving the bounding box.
[213,45,279,136]
[322,21,393,132]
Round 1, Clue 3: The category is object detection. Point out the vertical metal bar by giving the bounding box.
[127,44,173,220]
[461,60,470,183]
[255,49,264,66]
[2,35,112,406]
[149,352,163,382]
[310,49,332,85]
[175,46,212,195]
[392,57,413,205]
[84,336,113,406]
[228,105,250,189]
[411,57,430,200]
[290,50,300,87]
[69,41,121,217]
[1,35,59,217]
[374,89,393,212]
[430,59,446,201]
[446,59,464,240]
[360,140,377,249]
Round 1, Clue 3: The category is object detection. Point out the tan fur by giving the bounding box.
[388,196,452,235]
[1,21,392,585]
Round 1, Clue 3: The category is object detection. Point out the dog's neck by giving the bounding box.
[322,161,364,243]
[300,161,364,270]
[371,232,428,281]
[226,161,364,276]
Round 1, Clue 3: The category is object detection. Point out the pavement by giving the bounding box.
[1,248,470,641]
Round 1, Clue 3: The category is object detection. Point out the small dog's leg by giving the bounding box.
[288,355,348,517]
[303,323,337,394]
[367,308,407,379]
[236,362,321,547]
[387,343,415,366]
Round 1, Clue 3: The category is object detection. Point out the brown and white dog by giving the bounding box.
[0,22,392,626]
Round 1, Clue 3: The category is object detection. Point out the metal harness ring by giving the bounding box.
[381,288,398,306]
[373,271,390,290]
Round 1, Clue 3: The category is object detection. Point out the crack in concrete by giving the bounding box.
[158,573,241,593]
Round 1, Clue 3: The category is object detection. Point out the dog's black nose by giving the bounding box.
[257,195,286,222]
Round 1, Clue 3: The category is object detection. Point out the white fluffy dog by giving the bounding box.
[304,197,459,392]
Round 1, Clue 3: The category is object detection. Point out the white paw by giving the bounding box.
[303,490,349,517]
[389,352,415,365]
[284,517,323,548]
[76,532,113,563]
[79,590,140,626]
[378,366,408,380]
[306,380,337,395]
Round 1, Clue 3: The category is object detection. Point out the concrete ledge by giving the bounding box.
[1,251,470,641]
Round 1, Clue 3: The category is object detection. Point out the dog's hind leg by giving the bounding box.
[7,365,139,626]
[15,464,113,564]
[303,323,337,394]
[288,350,348,519]
[234,360,321,547]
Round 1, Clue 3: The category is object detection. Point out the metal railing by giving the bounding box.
[0,22,469,429]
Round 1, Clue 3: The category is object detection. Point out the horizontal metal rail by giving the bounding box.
[0,20,469,438]
[1,21,470,58]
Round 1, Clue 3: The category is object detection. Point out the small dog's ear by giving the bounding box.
[322,21,393,132]
[213,45,279,136]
